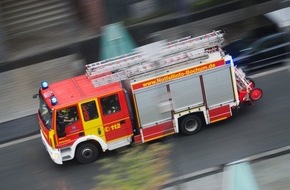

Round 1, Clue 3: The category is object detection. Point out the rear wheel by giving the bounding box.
[179,115,203,135]
[75,143,99,164]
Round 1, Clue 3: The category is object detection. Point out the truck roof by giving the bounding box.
[42,74,122,109]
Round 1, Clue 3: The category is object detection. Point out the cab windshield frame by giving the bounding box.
[39,95,52,130]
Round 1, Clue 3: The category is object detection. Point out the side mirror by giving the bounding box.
[33,93,39,99]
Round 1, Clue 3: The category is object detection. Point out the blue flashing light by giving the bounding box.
[51,96,58,105]
[41,81,49,89]
[225,60,231,65]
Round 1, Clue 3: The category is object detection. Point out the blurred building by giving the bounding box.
[266,7,290,31]
[0,0,288,64]
[0,0,175,40]
[0,0,78,38]
[0,0,175,63]
[0,0,83,62]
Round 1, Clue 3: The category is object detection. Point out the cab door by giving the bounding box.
[79,99,105,141]
[98,91,133,142]
[55,104,84,148]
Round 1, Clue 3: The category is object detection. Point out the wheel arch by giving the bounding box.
[174,107,209,134]
[178,111,206,127]
[70,135,108,159]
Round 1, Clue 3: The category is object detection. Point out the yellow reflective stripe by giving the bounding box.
[49,130,56,148]
[210,117,227,123]
[143,132,175,143]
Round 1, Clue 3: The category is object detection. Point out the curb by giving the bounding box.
[0,134,40,149]
[162,145,290,188]
[0,131,39,145]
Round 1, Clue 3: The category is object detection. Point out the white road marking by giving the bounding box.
[0,134,40,149]
[249,64,290,79]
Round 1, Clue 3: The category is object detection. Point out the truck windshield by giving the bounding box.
[39,95,52,130]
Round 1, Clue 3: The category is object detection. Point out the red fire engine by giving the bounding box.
[35,31,262,164]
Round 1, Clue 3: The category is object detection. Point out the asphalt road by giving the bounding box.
[1,66,290,190]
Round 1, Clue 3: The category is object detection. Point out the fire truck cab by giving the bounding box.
[38,77,135,164]
[35,31,263,164]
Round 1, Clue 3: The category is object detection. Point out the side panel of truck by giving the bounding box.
[133,63,236,142]
[169,75,203,112]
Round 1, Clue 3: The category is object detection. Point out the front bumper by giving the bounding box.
[40,130,63,165]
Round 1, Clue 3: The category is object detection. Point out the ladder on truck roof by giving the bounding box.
[86,30,225,87]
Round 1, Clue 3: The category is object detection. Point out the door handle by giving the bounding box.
[120,120,125,124]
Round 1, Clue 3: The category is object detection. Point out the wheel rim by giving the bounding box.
[250,88,263,101]
[185,119,198,132]
[81,148,93,159]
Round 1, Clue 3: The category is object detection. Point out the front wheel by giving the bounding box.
[179,115,203,135]
[75,143,99,164]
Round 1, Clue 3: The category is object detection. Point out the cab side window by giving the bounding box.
[56,106,79,137]
[100,94,121,115]
[81,101,99,121]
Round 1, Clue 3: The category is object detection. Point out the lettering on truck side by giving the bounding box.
[105,123,121,132]
[132,60,224,90]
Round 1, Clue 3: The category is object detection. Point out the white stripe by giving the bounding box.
[249,65,290,79]
[0,134,40,149]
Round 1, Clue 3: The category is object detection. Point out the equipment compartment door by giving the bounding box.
[202,67,234,107]
[99,91,133,142]
[169,76,203,112]
[134,85,171,127]
[134,85,174,142]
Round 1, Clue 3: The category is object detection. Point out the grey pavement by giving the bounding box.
[0,54,84,123]
[0,55,86,144]
[162,146,290,190]
[252,154,290,190]
[0,115,39,144]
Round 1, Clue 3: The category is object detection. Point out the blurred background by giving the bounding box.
[0,0,290,190]
[0,0,289,67]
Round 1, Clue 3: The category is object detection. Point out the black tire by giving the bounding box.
[179,115,203,135]
[75,143,99,164]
